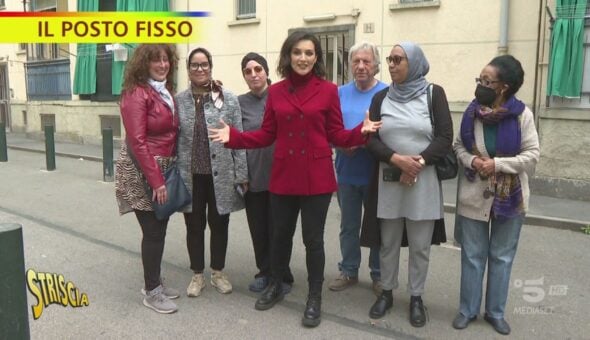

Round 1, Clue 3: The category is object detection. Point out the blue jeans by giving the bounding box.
[458,214,523,319]
[337,183,380,280]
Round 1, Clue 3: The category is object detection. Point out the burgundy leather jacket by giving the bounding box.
[120,85,179,190]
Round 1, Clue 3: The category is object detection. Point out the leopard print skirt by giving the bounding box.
[115,143,173,215]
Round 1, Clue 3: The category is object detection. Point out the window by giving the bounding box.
[237,0,256,19]
[547,1,590,109]
[317,33,351,86]
[0,0,6,9]
[25,59,71,101]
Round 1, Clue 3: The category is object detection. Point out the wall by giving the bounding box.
[1,0,588,200]
[10,100,119,145]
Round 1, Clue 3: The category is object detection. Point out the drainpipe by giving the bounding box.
[498,0,509,55]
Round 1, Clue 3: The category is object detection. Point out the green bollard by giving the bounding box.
[102,128,114,182]
[0,223,31,340]
[0,121,7,162]
[44,125,55,171]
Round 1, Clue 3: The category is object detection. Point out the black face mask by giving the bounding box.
[474,84,497,107]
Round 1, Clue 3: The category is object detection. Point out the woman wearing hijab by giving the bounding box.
[452,55,539,335]
[361,42,453,327]
[175,47,248,298]
[209,31,381,328]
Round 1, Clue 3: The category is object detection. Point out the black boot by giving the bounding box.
[255,280,283,311]
[302,282,322,327]
[409,295,426,327]
[369,289,393,319]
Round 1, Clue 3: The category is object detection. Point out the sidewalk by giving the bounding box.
[5,132,590,230]
[1,136,589,339]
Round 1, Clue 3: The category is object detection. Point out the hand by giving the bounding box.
[479,158,495,177]
[241,182,249,193]
[471,157,485,171]
[391,153,422,178]
[400,172,417,186]
[208,119,230,143]
[361,110,382,135]
[338,146,359,157]
[152,185,167,205]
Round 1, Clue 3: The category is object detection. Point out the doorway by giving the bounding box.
[0,64,10,130]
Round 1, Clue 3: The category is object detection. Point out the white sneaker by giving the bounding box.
[211,271,232,294]
[187,273,205,297]
[143,285,178,314]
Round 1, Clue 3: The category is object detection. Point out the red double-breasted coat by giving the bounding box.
[227,73,366,195]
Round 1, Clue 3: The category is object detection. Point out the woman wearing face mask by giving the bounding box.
[209,31,382,328]
[360,42,452,327]
[175,47,248,299]
[115,44,180,314]
[452,55,539,335]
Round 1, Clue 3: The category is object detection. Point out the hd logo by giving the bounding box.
[26,269,89,320]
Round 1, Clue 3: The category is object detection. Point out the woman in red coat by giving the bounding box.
[115,44,180,314]
[209,31,381,327]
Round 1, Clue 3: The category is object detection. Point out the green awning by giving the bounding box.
[547,0,588,98]
[111,0,170,95]
[72,0,99,95]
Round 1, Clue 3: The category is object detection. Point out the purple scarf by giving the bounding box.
[459,96,526,220]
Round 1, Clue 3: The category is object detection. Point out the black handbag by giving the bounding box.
[152,162,192,220]
[126,141,192,220]
[427,85,458,180]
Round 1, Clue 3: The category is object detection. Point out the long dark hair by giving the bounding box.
[122,44,178,93]
[277,31,326,79]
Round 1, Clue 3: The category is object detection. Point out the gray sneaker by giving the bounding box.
[141,278,180,299]
[143,285,178,314]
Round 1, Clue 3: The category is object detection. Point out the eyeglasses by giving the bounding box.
[385,55,406,66]
[243,65,264,76]
[189,62,210,71]
[475,77,500,87]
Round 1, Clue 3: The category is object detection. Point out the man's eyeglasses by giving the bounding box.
[243,65,264,76]
[385,55,406,66]
[189,62,210,71]
[475,78,500,87]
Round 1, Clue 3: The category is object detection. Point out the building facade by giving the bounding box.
[0,0,588,200]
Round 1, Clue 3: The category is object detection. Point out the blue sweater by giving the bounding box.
[335,81,389,185]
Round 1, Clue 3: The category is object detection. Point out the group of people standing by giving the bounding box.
[115,30,539,336]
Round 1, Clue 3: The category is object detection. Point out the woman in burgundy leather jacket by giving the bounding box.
[115,44,180,314]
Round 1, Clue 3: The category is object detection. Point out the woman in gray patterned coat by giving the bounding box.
[175,47,248,298]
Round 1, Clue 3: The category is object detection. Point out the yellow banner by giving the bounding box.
[0,15,203,43]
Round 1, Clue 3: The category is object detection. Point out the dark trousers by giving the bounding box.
[135,210,168,291]
[184,174,229,273]
[270,193,331,292]
[245,190,294,283]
